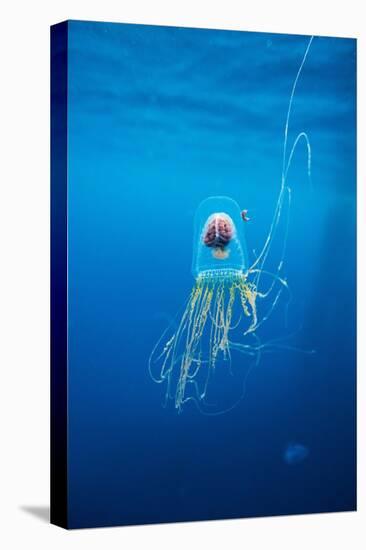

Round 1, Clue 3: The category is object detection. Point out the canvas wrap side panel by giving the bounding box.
[50,20,68,529]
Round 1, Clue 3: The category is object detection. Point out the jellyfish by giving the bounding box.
[283,443,309,465]
[149,195,288,413]
[149,36,315,413]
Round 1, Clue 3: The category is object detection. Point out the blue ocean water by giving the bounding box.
[66,21,356,528]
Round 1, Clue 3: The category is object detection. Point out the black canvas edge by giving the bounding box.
[50,20,69,529]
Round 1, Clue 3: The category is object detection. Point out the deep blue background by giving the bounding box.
[66,21,356,528]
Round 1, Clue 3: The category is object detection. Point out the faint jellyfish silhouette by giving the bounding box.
[283,442,309,465]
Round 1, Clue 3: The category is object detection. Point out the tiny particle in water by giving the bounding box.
[283,442,309,465]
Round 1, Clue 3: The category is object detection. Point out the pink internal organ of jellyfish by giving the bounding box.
[203,214,233,259]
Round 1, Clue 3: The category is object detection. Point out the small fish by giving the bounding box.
[241,209,250,222]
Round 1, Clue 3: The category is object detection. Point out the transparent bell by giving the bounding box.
[191,196,248,279]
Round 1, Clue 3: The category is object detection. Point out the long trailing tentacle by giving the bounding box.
[249,37,314,294]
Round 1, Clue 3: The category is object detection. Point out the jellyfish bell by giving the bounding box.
[192,196,248,279]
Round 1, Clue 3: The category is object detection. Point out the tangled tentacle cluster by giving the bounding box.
[149,270,258,412]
